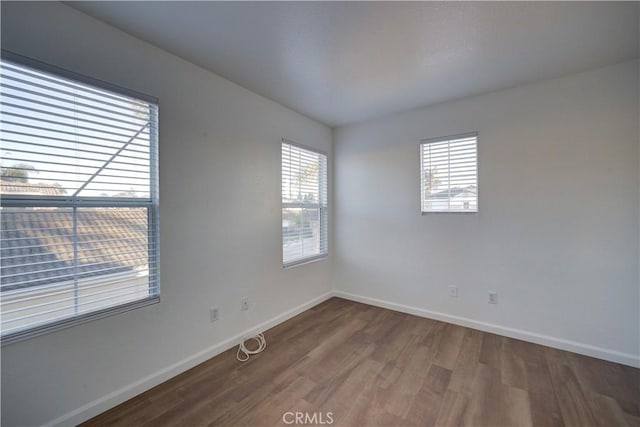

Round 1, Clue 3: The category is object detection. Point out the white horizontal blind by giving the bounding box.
[281,139,328,266]
[0,54,159,343]
[421,132,477,213]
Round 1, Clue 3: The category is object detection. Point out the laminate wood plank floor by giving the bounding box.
[84,298,640,427]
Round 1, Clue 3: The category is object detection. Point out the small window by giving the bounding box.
[0,53,160,343]
[281,139,328,267]
[421,132,477,213]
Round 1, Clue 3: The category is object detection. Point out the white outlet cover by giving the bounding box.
[489,292,498,304]
[448,286,458,297]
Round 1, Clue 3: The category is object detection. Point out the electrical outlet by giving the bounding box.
[241,297,249,311]
[448,285,458,297]
[488,292,498,304]
[210,307,219,322]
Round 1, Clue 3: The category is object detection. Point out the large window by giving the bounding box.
[0,52,159,343]
[281,139,328,267]
[421,132,478,213]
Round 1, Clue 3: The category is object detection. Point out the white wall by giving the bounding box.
[1,2,638,425]
[0,2,332,426]
[333,60,640,367]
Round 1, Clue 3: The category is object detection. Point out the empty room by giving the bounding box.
[1,1,638,426]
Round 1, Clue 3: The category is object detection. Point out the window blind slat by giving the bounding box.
[2,275,154,306]
[1,92,156,128]
[2,157,149,175]
[3,249,154,271]
[1,269,157,292]
[1,63,150,108]
[1,74,150,113]
[2,102,150,133]
[2,255,153,280]
[2,287,156,327]
[1,281,155,316]
[0,81,154,120]
[3,128,151,151]
[0,235,153,253]
[1,118,150,145]
[0,166,149,181]
[2,243,154,268]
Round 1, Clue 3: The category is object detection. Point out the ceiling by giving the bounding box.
[69,2,639,127]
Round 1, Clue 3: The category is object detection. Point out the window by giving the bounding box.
[281,139,328,267]
[421,132,477,213]
[0,52,159,344]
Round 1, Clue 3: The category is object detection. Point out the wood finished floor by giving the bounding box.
[84,297,640,427]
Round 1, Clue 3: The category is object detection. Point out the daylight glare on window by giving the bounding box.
[281,140,328,267]
[0,56,160,342]
[421,133,477,213]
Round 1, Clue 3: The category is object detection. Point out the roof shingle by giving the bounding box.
[1,208,148,292]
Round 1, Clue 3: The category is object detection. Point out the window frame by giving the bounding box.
[420,131,478,214]
[280,138,328,268]
[0,50,160,345]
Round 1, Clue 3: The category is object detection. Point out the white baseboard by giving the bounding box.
[47,288,639,426]
[334,290,640,368]
[48,291,334,427]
